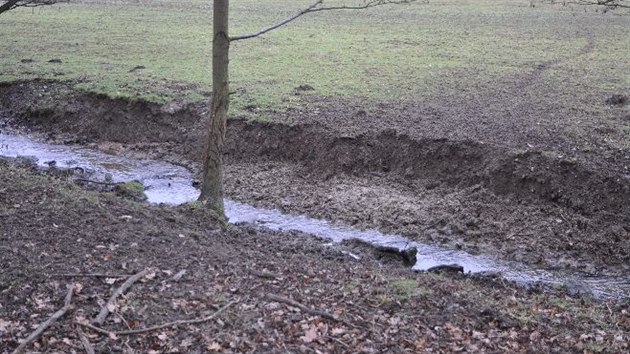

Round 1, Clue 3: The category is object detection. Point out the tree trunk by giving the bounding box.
[199,0,230,215]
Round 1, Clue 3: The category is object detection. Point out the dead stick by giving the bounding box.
[79,300,236,335]
[75,327,95,354]
[265,293,339,322]
[12,286,75,354]
[50,273,133,278]
[93,268,151,325]
[327,335,351,349]
[74,178,117,186]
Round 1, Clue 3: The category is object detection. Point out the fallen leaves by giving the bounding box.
[300,325,319,343]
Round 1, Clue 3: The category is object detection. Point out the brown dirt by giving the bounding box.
[1,160,630,353]
[1,80,630,276]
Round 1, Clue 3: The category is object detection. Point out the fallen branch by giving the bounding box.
[93,268,151,325]
[249,270,279,280]
[265,293,339,322]
[50,273,133,278]
[79,300,236,336]
[74,178,117,186]
[75,327,95,354]
[12,286,75,354]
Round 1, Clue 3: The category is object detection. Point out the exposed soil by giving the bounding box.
[2,80,630,276]
[2,159,630,353]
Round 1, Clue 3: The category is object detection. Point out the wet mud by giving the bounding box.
[1,80,629,277]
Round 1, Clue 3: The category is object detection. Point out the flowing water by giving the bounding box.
[1,132,629,299]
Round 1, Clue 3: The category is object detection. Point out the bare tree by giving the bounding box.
[199,0,422,215]
[0,1,66,15]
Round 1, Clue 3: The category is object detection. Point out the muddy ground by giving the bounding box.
[1,154,630,353]
[0,75,630,352]
[2,80,630,277]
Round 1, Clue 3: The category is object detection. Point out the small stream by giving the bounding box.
[1,132,629,300]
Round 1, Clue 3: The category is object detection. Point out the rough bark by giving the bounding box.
[199,0,230,215]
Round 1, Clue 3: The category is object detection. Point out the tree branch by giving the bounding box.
[265,293,340,322]
[92,268,152,325]
[0,0,67,15]
[230,0,423,42]
[12,286,75,354]
[0,0,20,14]
[540,0,629,9]
[79,300,236,336]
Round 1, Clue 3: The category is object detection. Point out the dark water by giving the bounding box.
[2,132,629,299]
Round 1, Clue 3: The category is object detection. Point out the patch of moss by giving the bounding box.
[113,180,147,202]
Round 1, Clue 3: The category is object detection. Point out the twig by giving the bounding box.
[114,311,132,330]
[75,327,95,354]
[93,268,151,325]
[230,0,421,41]
[49,273,133,278]
[12,286,75,354]
[74,178,117,186]
[506,225,529,240]
[265,293,339,322]
[327,335,351,348]
[79,300,236,336]
[423,218,444,230]
[249,270,279,280]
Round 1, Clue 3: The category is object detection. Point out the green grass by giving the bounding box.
[0,0,628,116]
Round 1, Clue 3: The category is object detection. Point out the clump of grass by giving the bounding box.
[113,180,147,202]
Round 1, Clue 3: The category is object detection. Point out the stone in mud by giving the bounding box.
[426,264,464,274]
[341,239,417,267]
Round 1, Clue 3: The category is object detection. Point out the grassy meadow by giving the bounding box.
[0,0,628,116]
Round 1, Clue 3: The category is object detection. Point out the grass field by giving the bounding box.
[0,0,628,116]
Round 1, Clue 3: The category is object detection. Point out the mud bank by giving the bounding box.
[1,80,629,275]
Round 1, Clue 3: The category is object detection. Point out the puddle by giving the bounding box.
[1,132,629,300]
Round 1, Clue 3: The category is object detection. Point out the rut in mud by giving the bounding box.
[1,80,630,275]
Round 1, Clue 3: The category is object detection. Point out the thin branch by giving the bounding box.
[74,178,118,186]
[0,0,68,15]
[540,0,629,9]
[265,293,340,322]
[79,300,236,336]
[12,286,75,354]
[92,268,152,325]
[49,273,134,278]
[75,327,95,354]
[572,0,629,8]
[230,0,422,41]
[0,0,20,14]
